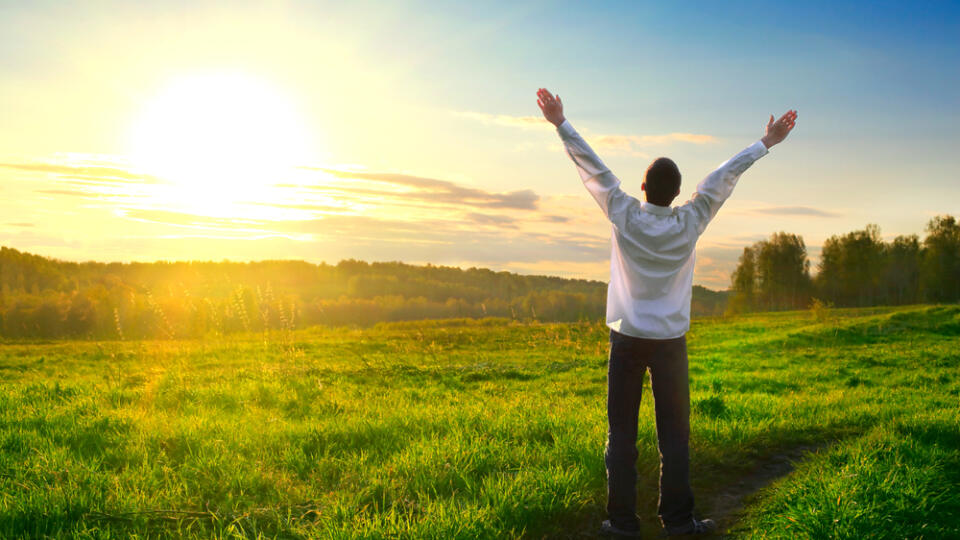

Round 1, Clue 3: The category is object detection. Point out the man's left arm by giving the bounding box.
[682,109,798,235]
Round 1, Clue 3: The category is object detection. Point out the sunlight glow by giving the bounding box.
[128,71,317,205]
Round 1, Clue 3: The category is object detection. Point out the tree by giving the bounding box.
[816,235,844,305]
[729,246,758,313]
[921,215,960,302]
[65,292,97,336]
[815,225,885,306]
[729,233,811,312]
[755,232,812,310]
[884,234,921,305]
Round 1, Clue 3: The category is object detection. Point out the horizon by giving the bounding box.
[2,1,958,289]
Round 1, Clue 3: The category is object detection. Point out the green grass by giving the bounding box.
[1,305,958,538]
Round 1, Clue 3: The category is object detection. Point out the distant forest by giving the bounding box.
[0,247,728,339]
[729,215,960,312]
[5,215,956,340]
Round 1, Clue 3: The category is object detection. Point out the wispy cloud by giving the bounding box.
[247,201,343,213]
[451,111,551,129]
[272,214,608,264]
[737,206,842,218]
[0,162,161,184]
[36,189,93,197]
[118,209,291,239]
[693,245,749,290]
[465,212,518,228]
[590,133,716,155]
[35,188,142,199]
[103,206,609,266]
[303,168,540,210]
[454,110,717,156]
[1,152,730,287]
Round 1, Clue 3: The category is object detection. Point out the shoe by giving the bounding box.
[661,517,717,536]
[600,519,642,538]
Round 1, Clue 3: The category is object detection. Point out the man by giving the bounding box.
[536,88,797,537]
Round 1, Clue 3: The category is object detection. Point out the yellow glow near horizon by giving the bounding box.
[129,71,316,205]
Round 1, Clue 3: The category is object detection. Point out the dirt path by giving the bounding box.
[563,442,833,539]
[708,443,830,537]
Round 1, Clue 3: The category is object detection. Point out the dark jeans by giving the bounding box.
[605,329,694,530]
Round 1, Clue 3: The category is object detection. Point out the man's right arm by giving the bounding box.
[537,88,640,230]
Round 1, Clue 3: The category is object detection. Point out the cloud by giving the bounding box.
[738,206,842,218]
[454,110,716,156]
[267,214,609,264]
[35,188,142,199]
[112,209,607,265]
[303,168,540,210]
[6,223,34,228]
[451,111,551,129]
[35,189,92,197]
[590,133,716,155]
[465,212,518,228]
[121,210,277,235]
[1,162,161,184]
[247,201,343,212]
[693,246,747,290]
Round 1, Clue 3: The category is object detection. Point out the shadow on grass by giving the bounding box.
[551,431,864,540]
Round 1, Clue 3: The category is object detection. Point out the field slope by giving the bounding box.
[1,305,958,538]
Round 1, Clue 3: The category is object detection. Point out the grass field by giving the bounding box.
[2,305,959,539]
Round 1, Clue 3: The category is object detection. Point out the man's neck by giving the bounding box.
[643,200,671,208]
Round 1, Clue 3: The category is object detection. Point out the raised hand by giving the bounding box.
[761,109,798,149]
[536,88,566,127]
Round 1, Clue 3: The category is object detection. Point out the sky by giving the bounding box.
[1,0,958,289]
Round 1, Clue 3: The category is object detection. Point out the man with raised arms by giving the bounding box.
[536,87,797,538]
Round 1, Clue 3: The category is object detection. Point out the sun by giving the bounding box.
[129,71,316,204]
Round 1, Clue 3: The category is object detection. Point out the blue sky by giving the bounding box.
[0,0,957,288]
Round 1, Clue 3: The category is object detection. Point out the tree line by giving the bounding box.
[0,246,729,339]
[728,215,960,312]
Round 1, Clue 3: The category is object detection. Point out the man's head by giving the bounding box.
[642,157,681,207]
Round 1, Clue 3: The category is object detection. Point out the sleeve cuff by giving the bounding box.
[750,139,770,156]
[556,119,575,137]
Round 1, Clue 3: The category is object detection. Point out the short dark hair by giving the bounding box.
[644,157,681,206]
